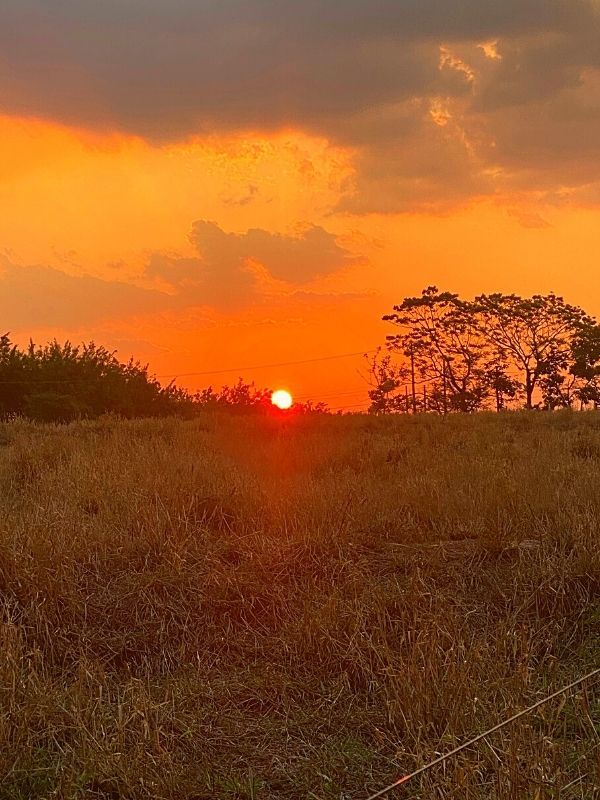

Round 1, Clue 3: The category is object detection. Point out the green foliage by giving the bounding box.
[0,335,193,422]
[0,335,328,422]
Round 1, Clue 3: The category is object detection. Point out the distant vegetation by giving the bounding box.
[0,335,326,422]
[1,412,600,797]
[369,287,600,414]
[5,286,600,422]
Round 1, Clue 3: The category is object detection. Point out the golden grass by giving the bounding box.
[1,411,600,798]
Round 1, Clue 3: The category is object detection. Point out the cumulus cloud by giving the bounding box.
[147,220,360,306]
[0,0,598,209]
[0,218,359,328]
[0,218,360,326]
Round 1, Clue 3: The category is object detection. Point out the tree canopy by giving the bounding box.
[373,288,600,414]
[0,336,326,422]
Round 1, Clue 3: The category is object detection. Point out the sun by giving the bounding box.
[271,389,293,410]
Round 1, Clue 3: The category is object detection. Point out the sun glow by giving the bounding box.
[271,389,293,410]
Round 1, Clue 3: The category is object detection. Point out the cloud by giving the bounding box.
[335,97,495,213]
[0,256,172,328]
[4,1,582,137]
[0,219,360,329]
[0,0,598,210]
[507,208,553,229]
[222,185,260,207]
[147,220,360,305]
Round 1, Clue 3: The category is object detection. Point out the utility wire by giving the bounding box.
[294,388,368,401]
[0,349,378,385]
[362,667,600,800]
[157,349,378,379]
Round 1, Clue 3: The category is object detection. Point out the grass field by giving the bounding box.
[1,411,600,798]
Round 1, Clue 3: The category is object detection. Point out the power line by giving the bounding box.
[157,349,378,380]
[362,667,600,800]
[0,349,378,386]
[294,388,368,402]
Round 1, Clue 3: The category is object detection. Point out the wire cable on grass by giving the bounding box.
[362,666,600,800]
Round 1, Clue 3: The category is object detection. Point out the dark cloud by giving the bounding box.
[465,58,600,199]
[1,1,589,135]
[0,0,598,209]
[335,98,495,213]
[188,220,359,282]
[147,220,360,306]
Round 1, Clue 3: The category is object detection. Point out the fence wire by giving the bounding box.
[362,668,600,800]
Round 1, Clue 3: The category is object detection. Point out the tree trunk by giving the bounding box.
[525,370,533,409]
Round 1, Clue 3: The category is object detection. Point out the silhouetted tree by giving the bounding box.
[194,379,272,414]
[0,335,329,421]
[483,358,520,411]
[570,321,600,408]
[383,287,490,412]
[194,378,328,415]
[379,289,597,412]
[0,335,193,422]
[0,334,28,417]
[365,349,410,414]
[475,293,591,410]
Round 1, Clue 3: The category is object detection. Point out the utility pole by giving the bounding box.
[442,360,448,415]
[410,348,417,414]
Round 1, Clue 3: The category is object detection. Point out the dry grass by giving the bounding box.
[1,411,600,798]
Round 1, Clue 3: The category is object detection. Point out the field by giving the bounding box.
[2,411,600,799]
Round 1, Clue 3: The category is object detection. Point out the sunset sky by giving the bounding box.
[2,0,600,408]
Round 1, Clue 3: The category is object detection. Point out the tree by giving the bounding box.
[570,321,600,408]
[194,379,328,415]
[474,293,592,410]
[0,336,332,421]
[383,287,490,413]
[482,357,520,412]
[365,349,410,414]
[0,334,27,417]
[0,336,194,422]
[194,379,272,413]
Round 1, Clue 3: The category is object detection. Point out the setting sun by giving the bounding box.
[271,389,293,410]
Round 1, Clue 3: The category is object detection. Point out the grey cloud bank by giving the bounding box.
[0,0,598,210]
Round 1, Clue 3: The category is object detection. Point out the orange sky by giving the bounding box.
[1,1,600,408]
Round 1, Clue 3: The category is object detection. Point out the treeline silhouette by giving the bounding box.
[0,335,325,422]
[369,287,600,414]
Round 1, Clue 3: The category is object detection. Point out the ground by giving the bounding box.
[1,411,600,798]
